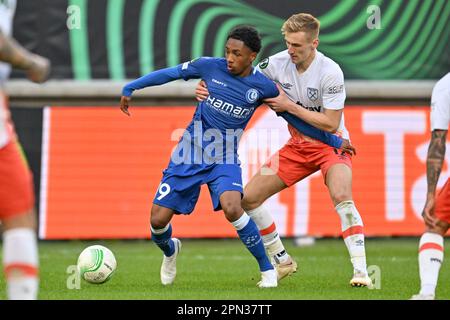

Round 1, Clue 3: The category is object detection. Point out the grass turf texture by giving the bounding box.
[0,238,448,300]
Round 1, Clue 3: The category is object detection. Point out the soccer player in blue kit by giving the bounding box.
[120,26,349,287]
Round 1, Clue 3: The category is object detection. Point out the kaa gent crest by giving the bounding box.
[307,87,319,101]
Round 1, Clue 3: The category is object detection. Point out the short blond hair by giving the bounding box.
[281,13,320,39]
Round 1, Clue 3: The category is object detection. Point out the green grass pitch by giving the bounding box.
[0,238,448,300]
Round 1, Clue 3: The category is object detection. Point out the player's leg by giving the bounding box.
[219,191,277,288]
[208,164,276,287]
[242,167,298,279]
[325,162,371,287]
[150,172,201,285]
[411,224,448,300]
[150,203,176,257]
[0,140,39,300]
[150,203,181,285]
[241,145,310,280]
[412,180,450,300]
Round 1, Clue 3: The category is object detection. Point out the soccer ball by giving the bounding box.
[77,245,117,284]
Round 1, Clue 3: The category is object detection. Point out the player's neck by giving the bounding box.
[236,66,253,77]
[295,49,316,74]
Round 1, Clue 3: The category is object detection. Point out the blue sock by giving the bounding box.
[151,224,175,257]
[233,214,273,272]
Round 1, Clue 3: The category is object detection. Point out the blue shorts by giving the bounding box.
[153,164,243,214]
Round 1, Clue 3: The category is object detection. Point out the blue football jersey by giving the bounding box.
[170,57,278,169]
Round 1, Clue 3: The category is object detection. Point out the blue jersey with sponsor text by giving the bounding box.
[170,57,278,173]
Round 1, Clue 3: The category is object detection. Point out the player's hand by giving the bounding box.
[341,139,356,156]
[422,196,438,228]
[264,83,294,113]
[26,54,51,83]
[195,80,209,101]
[120,96,131,116]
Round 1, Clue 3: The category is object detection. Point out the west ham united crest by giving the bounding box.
[307,87,319,101]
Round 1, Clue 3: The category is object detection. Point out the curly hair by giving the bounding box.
[227,25,261,53]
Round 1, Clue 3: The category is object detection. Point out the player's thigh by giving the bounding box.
[207,164,243,213]
[243,143,319,210]
[242,166,287,210]
[325,163,353,206]
[0,140,35,221]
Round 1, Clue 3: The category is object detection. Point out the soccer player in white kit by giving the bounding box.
[411,73,450,300]
[0,0,50,299]
[196,13,371,287]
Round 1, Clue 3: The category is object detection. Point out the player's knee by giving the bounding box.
[150,216,169,229]
[150,207,170,229]
[425,221,449,237]
[222,204,244,222]
[241,195,262,211]
[331,192,352,206]
[1,209,36,231]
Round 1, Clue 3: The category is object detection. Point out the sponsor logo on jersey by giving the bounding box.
[296,101,321,112]
[258,58,269,69]
[307,87,319,101]
[212,78,227,87]
[327,85,344,94]
[280,82,293,90]
[206,95,254,119]
[245,88,259,103]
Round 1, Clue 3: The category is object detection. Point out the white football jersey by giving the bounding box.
[256,49,349,141]
[0,0,17,148]
[430,72,450,131]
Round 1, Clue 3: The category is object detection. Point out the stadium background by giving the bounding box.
[6,0,450,239]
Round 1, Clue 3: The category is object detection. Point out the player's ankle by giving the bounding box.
[274,250,290,264]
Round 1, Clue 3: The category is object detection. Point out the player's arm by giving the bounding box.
[195,80,353,152]
[276,111,354,154]
[121,58,207,115]
[0,29,50,83]
[264,83,355,154]
[264,83,342,133]
[422,129,447,227]
[195,80,209,101]
[120,66,184,116]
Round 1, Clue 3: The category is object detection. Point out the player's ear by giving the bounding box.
[313,38,319,49]
[250,52,257,63]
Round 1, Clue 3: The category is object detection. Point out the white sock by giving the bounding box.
[246,206,288,263]
[231,213,250,231]
[335,200,367,275]
[3,228,39,300]
[418,232,444,296]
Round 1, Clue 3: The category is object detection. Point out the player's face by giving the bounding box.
[225,38,257,76]
[284,31,318,65]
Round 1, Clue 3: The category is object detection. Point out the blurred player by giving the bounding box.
[120,26,349,288]
[196,13,371,287]
[411,72,450,300]
[0,0,50,299]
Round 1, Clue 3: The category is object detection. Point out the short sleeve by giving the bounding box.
[430,83,450,131]
[255,57,276,81]
[263,80,279,99]
[322,68,346,110]
[177,57,210,81]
